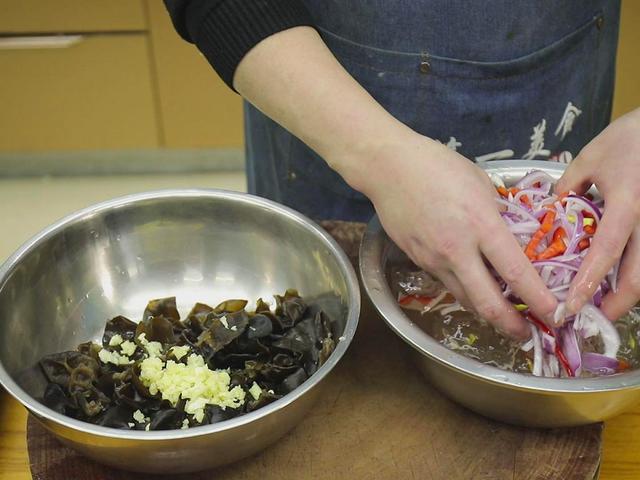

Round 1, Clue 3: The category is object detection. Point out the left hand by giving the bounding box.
[556,107,640,320]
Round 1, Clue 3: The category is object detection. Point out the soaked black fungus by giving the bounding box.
[39,290,336,431]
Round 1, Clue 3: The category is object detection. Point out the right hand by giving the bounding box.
[358,132,558,339]
[232,27,556,338]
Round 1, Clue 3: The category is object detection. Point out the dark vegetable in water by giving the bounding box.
[38,290,336,431]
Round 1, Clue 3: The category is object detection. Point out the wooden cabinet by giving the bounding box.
[0,0,243,154]
[0,0,147,33]
[0,34,159,152]
[146,0,243,149]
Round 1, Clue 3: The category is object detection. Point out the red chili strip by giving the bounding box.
[525,210,556,259]
[527,313,553,336]
[536,227,567,260]
[578,238,590,251]
[398,294,433,306]
[554,345,575,377]
[527,313,574,377]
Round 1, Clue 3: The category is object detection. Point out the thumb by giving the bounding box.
[554,154,593,195]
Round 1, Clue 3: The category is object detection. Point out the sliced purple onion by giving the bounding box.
[514,188,548,205]
[593,287,603,308]
[565,195,602,220]
[577,304,620,358]
[515,170,555,190]
[530,324,543,377]
[582,352,619,375]
[495,198,539,222]
[549,355,560,377]
[542,332,556,353]
[565,211,585,255]
[560,324,582,376]
[508,221,540,235]
[486,172,621,378]
[521,338,534,352]
[532,260,579,272]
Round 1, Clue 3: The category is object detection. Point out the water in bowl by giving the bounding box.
[387,260,640,376]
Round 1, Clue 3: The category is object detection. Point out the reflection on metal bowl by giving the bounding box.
[0,189,359,473]
[360,160,640,427]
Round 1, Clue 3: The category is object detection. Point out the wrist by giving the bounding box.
[327,124,438,198]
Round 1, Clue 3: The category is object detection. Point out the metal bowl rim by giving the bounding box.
[359,159,640,394]
[0,188,360,440]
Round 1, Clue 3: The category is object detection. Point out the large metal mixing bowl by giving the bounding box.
[360,160,640,428]
[0,190,359,473]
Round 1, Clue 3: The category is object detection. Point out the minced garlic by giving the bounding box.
[120,340,137,356]
[137,333,163,358]
[170,345,190,361]
[98,348,132,366]
[133,409,146,423]
[139,353,245,424]
[248,382,262,401]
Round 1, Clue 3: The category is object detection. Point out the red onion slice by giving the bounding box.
[560,324,582,376]
[565,195,602,220]
[530,324,543,377]
[515,170,555,190]
[582,352,619,375]
[577,304,620,358]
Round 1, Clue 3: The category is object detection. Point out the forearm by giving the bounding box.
[233,26,421,196]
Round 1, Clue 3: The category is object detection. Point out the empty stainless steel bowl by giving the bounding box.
[0,189,359,473]
[360,160,640,428]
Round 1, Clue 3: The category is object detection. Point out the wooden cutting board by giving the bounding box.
[26,222,602,480]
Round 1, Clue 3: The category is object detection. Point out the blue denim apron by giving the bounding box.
[245,0,621,221]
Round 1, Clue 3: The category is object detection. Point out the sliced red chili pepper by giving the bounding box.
[525,211,556,259]
[536,228,567,260]
[578,238,590,251]
[398,294,433,306]
[536,239,566,260]
[496,186,522,198]
[618,359,631,371]
[528,313,553,336]
[555,345,574,377]
[528,313,574,376]
[541,210,556,232]
[552,227,566,242]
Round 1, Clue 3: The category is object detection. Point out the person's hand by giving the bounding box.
[360,132,558,339]
[556,108,640,320]
[232,26,557,337]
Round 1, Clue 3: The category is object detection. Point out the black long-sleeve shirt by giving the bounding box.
[164,0,313,90]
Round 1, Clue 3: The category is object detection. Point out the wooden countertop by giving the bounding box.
[2,384,640,479]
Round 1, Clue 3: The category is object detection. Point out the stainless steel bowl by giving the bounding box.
[360,160,640,428]
[0,189,359,473]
